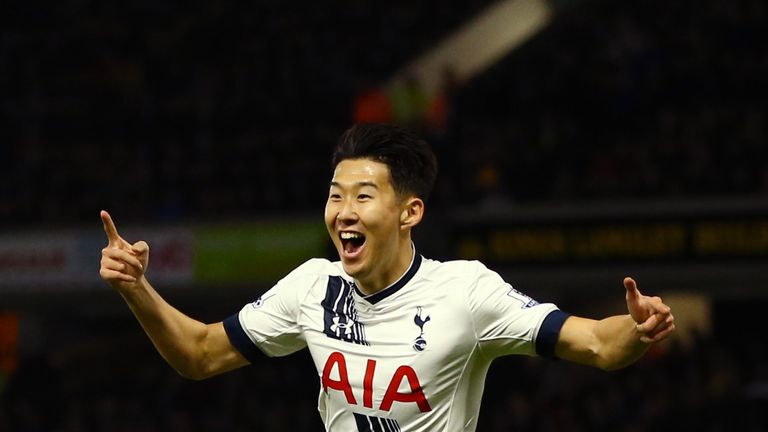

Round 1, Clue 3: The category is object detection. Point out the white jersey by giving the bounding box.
[224,252,569,431]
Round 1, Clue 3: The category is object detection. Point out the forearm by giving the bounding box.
[591,314,649,371]
[557,314,649,371]
[99,212,247,378]
[118,277,218,379]
[557,278,674,370]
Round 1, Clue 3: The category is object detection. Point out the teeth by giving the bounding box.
[340,232,363,240]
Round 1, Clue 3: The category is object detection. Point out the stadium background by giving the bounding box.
[1,0,767,430]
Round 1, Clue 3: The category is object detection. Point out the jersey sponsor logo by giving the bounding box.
[322,351,432,413]
[412,306,430,352]
[322,276,369,346]
[507,286,539,308]
[353,412,402,432]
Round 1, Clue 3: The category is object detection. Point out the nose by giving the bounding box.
[336,199,358,225]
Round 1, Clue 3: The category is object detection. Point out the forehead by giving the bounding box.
[331,158,392,188]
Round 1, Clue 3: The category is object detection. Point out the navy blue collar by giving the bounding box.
[353,250,422,305]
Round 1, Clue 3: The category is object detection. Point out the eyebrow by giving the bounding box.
[329,181,380,189]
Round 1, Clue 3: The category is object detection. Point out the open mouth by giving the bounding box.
[340,231,366,256]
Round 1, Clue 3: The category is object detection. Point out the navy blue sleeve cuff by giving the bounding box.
[535,310,571,359]
[223,313,262,364]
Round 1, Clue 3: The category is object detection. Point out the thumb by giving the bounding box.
[624,277,648,324]
[132,240,149,255]
[131,240,150,273]
[624,277,640,303]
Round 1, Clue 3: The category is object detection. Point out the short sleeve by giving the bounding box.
[466,262,567,358]
[223,262,321,360]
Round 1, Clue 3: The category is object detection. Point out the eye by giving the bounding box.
[329,193,341,201]
[357,194,372,201]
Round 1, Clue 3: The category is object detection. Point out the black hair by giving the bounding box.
[332,123,438,201]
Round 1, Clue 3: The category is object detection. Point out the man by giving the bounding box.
[100,123,674,431]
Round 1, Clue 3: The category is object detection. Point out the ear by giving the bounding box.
[400,197,425,229]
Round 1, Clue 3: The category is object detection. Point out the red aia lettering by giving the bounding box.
[363,359,376,408]
[320,352,431,413]
[380,365,432,412]
[321,351,357,404]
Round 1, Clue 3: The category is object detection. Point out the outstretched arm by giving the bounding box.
[99,210,249,379]
[554,278,675,371]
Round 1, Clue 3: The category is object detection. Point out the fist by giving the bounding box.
[99,210,149,290]
[624,277,675,343]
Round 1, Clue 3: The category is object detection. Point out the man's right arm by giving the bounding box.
[99,210,249,379]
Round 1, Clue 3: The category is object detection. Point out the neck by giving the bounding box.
[355,240,414,296]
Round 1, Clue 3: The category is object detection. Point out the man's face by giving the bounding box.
[324,158,405,284]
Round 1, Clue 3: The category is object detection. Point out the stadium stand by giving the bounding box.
[1,0,765,226]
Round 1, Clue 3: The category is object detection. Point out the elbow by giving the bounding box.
[173,364,207,381]
[594,347,642,371]
[171,332,221,380]
[586,353,624,372]
[176,368,207,381]
[171,356,216,381]
[175,365,218,381]
[597,360,630,372]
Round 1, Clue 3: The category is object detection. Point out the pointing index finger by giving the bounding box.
[100,210,122,246]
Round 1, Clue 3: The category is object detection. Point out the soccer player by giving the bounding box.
[99,123,674,431]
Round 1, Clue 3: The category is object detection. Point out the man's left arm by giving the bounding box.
[554,278,675,371]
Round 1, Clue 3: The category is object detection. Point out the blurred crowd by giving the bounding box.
[447,0,768,207]
[2,0,766,227]
[1,313,766,431]
[0,0,490,226]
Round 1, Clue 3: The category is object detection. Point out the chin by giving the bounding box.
[341,258,371,281]
[341,261,362,278]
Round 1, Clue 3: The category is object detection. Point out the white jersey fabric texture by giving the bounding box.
[224,252,569,432]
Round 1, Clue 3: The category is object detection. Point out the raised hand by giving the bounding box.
[99,210,149,290]
[624,277,675,343]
